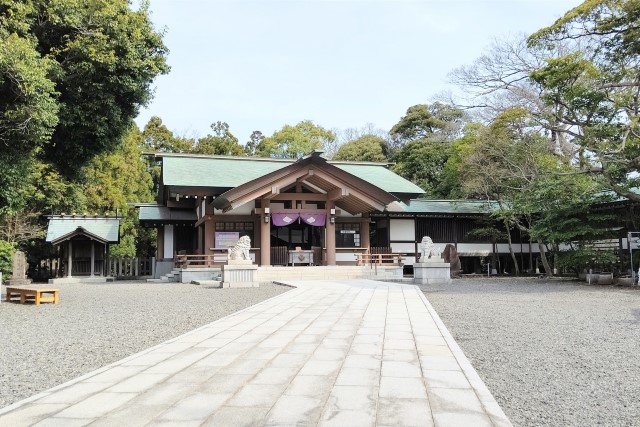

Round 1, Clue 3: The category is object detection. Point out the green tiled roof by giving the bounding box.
[160,154,424,195]
[403,199,498,214]
[332,163,424,194]
[162,156,292,188]
[139,206,196,221]
[46,217,120,243]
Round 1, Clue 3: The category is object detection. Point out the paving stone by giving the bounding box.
[157,393,230,421]
[284,375,334,398]
[427,388,485,413]
[335,367,379,386]
[32,417,94,427]
[225,384,287,408]
[432,412,494,427]
[265,395,324,426]
[252,367,298,385]
[424,370,472,389]
[0,279,511,427]
[379,377,427,399]
[381,360,422,378]
[377,397,434,427]
[54,392,137,418]
[298,359,342,376]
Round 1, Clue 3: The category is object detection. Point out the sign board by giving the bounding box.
[629,232,640,250]
[215,232,240,249]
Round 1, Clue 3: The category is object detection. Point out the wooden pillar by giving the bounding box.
[326,201,336,265]
[204,219,215,255]
[361,217,370,250]
[67,240,73,277]
[156,227,164,260]
[260,200,271,266]
[90,240,95,277]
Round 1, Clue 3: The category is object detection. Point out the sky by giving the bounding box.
[135,0,583,143]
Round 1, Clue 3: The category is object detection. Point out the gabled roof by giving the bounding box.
[138,205,196,223]
[406,199,498,214]
[212,153,400,214]
[46,216,120,245]
[383,199,498,215]
[156,153,424,197]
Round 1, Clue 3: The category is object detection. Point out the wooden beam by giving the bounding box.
[328,188,349,201]
[263,186,281,200]
[269,193,328,201]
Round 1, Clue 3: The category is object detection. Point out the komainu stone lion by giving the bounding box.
[228,235,251,261]
[420,236,442,262]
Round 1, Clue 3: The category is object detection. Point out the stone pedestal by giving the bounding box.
[414,261,451,285]
[7,250,32,286]
[222,264,259,288]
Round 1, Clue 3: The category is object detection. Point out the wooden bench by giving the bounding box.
[5,287,59,305]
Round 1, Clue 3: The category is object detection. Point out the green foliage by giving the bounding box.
[332,135,389,162]
[389,103,465,196]
[528,0,640,201]
[391,141,451,197]
[255,120,335,159]
[194,121,244,156]
[142,116,195,153]
[556,247,618,275]
[245,131,265,156]
[80,125,155,257]
[0,28,59,214]
[0,239,16,279]
[0,0,169,180]
[390,103,464,143]
[438,124,483,198]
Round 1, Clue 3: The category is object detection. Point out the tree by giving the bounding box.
[142,116,194,153]
[0,0,169,178]
[389,103,465,197]
[81,125,155,257]
[0,29,58,215]
[390,103,464,143]
[460,107,612,276]
[255,120,336,159]
[193,121,244,156]
[245,130,265,156]
[527,0,640,201]
[332,135,389,162]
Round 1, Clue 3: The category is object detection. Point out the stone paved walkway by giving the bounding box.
[0,279,512,427]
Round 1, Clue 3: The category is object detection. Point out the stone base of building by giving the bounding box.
[413,262,451,285]
[48,277,114,285]
[222,264,259,288]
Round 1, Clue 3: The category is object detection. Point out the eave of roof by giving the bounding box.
[212,153,399,214]
[46,217,120,243]
[154,153,424,196]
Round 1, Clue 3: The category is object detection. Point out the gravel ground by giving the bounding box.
[421,277,640,427]
[0,281,289,408]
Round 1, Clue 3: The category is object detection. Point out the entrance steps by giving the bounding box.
[147,268,181,283]
[256,265,403,282]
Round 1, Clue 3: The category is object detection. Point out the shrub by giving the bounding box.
[0,240,16,281]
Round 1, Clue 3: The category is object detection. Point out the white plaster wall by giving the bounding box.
[163,225,174,259]
[336,252,358,262]
[391,242,416,253]
[390,219,415,241]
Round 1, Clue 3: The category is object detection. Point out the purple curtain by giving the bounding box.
[272,213,299,226]
[300,212,326,226]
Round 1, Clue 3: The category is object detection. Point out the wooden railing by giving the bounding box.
[106,257,153,277]
[355,253,404,266]
[175,254,218,268]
